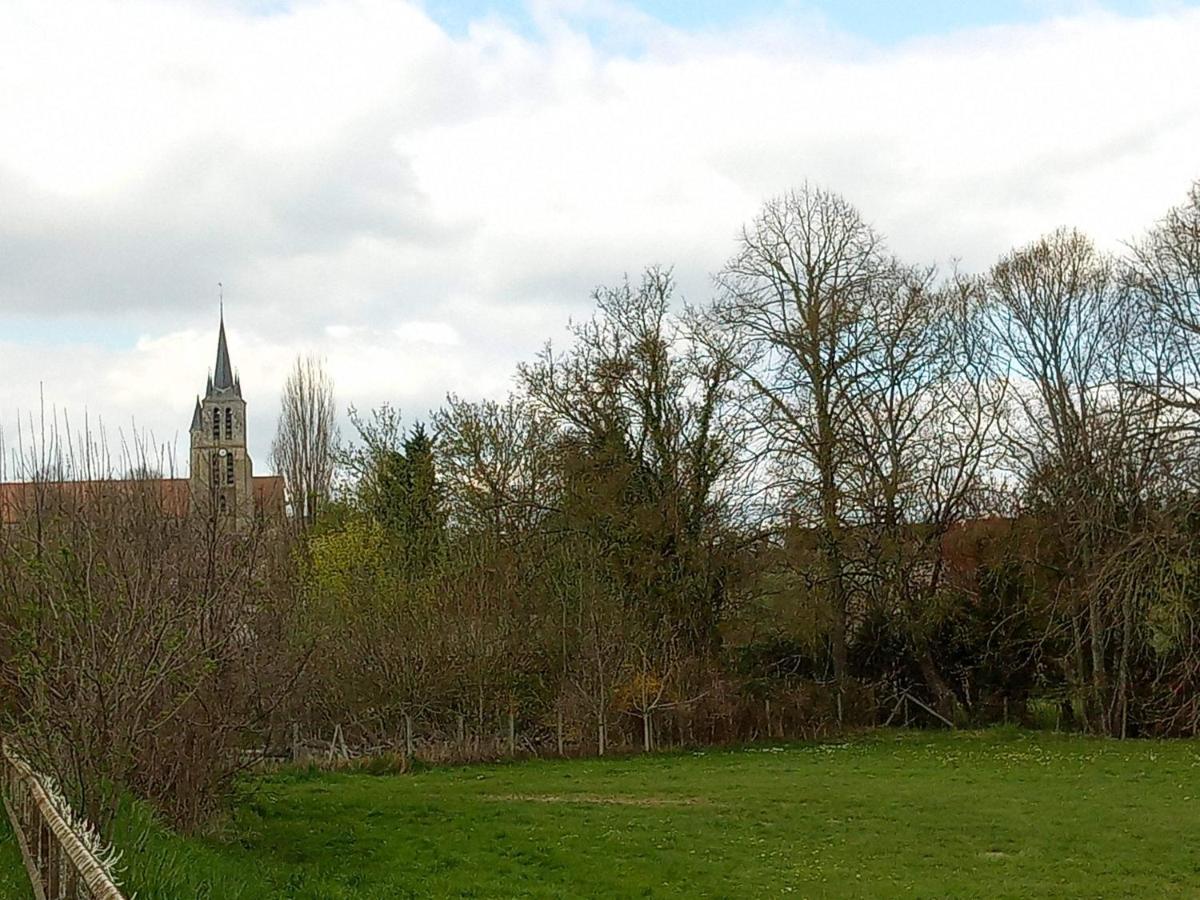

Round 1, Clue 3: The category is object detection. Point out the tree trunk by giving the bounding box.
[1088,592,1108,733]
[817,390,848,692]
[476,694,484,753]
[1069,613,1090,732]
[918,646,957,722]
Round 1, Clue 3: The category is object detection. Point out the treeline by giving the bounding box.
[4,180,1200,832]
[294,181,1200,750]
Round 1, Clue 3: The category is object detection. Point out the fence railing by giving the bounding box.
[1,744,125,900]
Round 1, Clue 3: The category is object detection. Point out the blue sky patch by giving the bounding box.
[422,0,1197,44]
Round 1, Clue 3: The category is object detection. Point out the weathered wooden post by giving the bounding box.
[45,838,59,899]
[38,820,49,890]
[64,861,79,899]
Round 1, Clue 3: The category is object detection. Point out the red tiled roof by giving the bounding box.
[0,475,286,525]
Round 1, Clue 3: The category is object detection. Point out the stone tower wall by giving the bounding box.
[190,396,254,528]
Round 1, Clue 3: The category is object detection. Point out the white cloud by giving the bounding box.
[394,321,461,346]
[2,0,1199,472]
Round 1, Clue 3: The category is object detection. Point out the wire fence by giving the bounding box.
[2,743,125,900]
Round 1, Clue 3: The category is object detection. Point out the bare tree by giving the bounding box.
[714,185,888,690]
[987,227,1164,734]
[842,268,1007,717]
[519,267,741,650]
[1127,181,1200,477]
[434,394,559,535]
[271,354,338,528]
[0,421,302,829]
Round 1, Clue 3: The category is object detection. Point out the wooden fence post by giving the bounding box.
[38,820,49,888]
[44,834,59,899]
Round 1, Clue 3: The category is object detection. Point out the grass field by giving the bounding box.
[0,814,30,900]
[3,728,1200,897]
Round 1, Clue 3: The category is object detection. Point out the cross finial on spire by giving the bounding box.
[218,282,224,320]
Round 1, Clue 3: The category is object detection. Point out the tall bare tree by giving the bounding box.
[271,354,338,528]
[1127,181,1200,475]
[842,268,1007,716]
[987,228,1163,734]
[519,267,740,650]
[714,185,888,689]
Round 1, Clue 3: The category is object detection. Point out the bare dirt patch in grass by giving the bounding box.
[483,792,708,807]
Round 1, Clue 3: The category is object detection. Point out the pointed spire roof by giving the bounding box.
[190,397,202,431]
[213,312,235,391]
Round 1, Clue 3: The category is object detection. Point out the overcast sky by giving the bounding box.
[2,0,1199,475]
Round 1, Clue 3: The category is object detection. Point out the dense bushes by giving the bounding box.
[0,475,303,829]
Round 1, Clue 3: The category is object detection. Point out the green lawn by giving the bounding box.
[5,729,1200,897]
[0,816,29,900]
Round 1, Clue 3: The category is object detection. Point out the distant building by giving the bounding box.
[1,313,284,529]
[186,312,283,527]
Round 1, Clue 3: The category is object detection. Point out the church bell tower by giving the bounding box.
[189,311,255,527]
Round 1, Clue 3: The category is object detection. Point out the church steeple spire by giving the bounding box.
[213,311,235,391]
[206,291,242,398]
[190,301,254,528]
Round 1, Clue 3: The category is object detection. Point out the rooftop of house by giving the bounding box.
[0,475,285,526]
